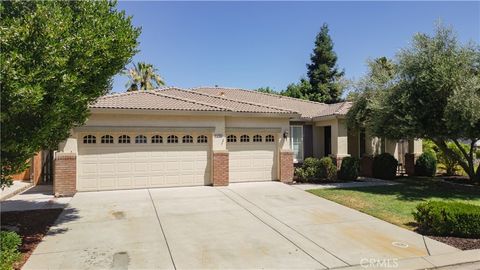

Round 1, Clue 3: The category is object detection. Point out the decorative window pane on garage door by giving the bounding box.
[83,135,96,144]
[118,135,131,144]
[253,135,262,142]
[135,135,147,144]
[240,135,250,142]
[182,135,193,143]
[151,135,163,144]
[265,135,275,142]
[167,135,178,143]
[197,135,208,143]
[101,135,114,144]
[227,135,237,142]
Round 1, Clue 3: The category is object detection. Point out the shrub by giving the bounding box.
[415,152,437,177]
[372,153,398,180]
[413,201,480,238]
[338,157,360,181]
[318,157,337,181]
[294,157,321,182]
[0,231,22,270]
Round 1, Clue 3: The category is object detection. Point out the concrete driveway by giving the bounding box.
[24,182,462,269]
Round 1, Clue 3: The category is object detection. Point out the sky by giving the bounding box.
[112,1,480,94]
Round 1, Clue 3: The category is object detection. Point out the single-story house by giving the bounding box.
[55,87,422,195]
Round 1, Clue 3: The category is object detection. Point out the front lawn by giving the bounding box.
[308,177,480,230]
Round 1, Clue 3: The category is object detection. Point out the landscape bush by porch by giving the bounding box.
[0,231,22,270]
[413,201,480,238]
[338,156,360,181]
[373,153,398,180]
[319,157,337,181]
[415,152,437,177]
[294,157,320,182]
[294,157,338,182]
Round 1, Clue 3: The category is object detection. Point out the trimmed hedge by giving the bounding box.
[338,157,360,181]
[1,231,22,270]
[294,157,321,182]
[318,157,337,181]
[413,201,480,238]
[373,153,398,180]
[415,152,437,177]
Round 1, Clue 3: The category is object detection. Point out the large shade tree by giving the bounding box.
[348,25,480,182]
[123,62,165,91]
[1,1,140,188]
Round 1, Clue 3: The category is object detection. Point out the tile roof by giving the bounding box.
[91,86,352,119]
[158,87,294,114]
[191,87,351,118]
[90,91,225,112]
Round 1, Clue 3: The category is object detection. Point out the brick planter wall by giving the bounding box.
[54,153,77,197]
[212,150,229,186]
[360,155,374,177]
[405,153,416,176]
[280,151,294,183]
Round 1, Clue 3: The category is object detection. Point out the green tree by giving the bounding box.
[348,25,480,182]
[281,78,311,100]
[123,62,165,91]
[306,23,345,103]
[256,87,277,94]
[1,1,140,188]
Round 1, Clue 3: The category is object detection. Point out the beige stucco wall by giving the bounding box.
[59,112,292,153]
[314,118,349,157]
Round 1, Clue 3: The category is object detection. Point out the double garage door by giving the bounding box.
[77,132,277,191]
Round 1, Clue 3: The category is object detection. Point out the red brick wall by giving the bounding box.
[54,153,77,196]
[405,153,416,176]
[212,151,229,186]
[360,155,374,177]
[280,151,294,183]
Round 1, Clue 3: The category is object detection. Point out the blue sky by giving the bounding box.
[112,1,479,93]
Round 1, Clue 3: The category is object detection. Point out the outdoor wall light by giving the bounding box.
[283,131,288,139]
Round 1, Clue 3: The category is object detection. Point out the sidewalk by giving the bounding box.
[0,181,33,201]
[0,185,71,212]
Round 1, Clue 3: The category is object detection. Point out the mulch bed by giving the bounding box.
[1,209,63,269]
[427,235,480,250]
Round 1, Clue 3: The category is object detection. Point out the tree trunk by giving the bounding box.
[432,139,478,182]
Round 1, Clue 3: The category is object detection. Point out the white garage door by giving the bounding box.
[227,143,277,183]
[77,136,210,191]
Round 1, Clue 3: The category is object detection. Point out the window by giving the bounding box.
[118,135,131,144]
[151,135,163,144]
[197,135,208,143]
[167,135,178,143]
[240,135,250,142]
[290,126,303,162]
[265,135,275,142]
[83,135,96,144]
[135,135,147,144]
[182,135,193,143]
[227,135,237,143]
[253,135,262,142]
[101,135,114,144]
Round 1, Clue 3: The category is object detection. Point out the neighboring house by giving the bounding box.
[55,87,422,195]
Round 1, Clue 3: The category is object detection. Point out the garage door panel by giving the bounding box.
[227,143,276,183]
[78,143,210,191]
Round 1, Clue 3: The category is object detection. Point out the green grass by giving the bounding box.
[308,177,480,230]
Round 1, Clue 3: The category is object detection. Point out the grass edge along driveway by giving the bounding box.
[307,177,480,230]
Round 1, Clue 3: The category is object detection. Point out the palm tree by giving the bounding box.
[123,62,165,91]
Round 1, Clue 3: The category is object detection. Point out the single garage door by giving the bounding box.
[77,134,210,191]
[227,134,277,182]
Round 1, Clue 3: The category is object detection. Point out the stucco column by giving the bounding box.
[331,119,350,168]
[405,139,423,176]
